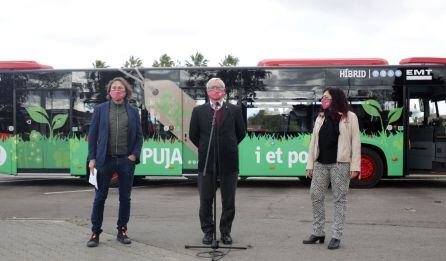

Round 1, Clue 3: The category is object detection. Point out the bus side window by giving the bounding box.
[431,100,446,127]
[409,99,424,126]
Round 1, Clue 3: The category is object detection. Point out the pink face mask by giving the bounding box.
[110,90,126,101]
[321,98,332,109]
[207,90,225,101]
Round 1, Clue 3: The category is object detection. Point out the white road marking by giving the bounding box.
[43,189,96,195]
[0,179,50,183]
[43,186,149,195]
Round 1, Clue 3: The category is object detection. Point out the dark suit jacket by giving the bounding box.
[87,101,143,167]
[189,102,246,174]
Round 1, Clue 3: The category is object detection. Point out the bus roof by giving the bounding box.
[399,57,446,65]
[257,58,389,67]
[0,61,53,70]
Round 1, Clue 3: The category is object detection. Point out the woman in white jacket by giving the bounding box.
[303,87,361,250]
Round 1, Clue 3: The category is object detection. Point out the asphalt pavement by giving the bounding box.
[0,175,445,261]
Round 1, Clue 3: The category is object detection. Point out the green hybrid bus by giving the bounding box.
[1,58,446,188]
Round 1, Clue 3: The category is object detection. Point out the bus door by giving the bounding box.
[408,86,446,172]
[15,89,71,172]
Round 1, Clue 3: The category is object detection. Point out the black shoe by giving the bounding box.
[302,234,325,244]
[221,233,232,245]
[87,233,99,247]
[117,227,131,244]
[327,238,340,249]
[202,232,213,245]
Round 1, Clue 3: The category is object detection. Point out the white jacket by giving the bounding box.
[306,111,361,172]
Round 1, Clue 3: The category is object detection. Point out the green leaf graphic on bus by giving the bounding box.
[26,106,50,124]
[388,107,403,124]
[359,100,404,175]
[25,106,68,138]
[362,100,382,117]
[361,99,403,138]
[52,114,68,130]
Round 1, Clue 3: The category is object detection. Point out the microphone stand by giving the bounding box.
[185,102,248,260]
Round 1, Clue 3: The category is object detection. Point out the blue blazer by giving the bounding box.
[87,101,143,167]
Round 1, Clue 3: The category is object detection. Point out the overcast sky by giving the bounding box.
[1,0,445,68]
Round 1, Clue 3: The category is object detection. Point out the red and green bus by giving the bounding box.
[1,58,446,188]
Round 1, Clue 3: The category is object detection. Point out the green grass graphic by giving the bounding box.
[70,136,88,174]
[239,131,403,177]
[16,131,70,169]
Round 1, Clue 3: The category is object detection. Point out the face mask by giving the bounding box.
[110,90,126,101]
[207,90,225,101]
[321,98,332,109]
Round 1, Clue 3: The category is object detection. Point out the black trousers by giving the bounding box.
[198,170,238,235]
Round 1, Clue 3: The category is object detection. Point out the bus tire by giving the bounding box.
[185,175,198,182]
[83,161,91,182]
[109,172,119,188]
[85,161,120,187]
[133,176,145,184]
[350,147,383,188]
[299,176,311,186]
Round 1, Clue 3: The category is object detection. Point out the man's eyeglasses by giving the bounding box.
[207,86,225,91]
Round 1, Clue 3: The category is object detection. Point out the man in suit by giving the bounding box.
[86,77,143,247]
[189,78,246,245]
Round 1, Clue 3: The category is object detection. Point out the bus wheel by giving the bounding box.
[83,162,91,183]
[350,147,383,188]
[133,176,145,184]
[185,175,198,182]
[110,172,119,188]
[84,162,119,187]
[298,177,311,186]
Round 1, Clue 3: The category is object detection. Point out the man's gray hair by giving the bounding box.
[206,78,225,89]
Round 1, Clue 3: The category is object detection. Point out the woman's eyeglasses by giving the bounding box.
[111,87,126,92]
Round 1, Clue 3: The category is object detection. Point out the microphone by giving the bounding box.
[215,101,221,109]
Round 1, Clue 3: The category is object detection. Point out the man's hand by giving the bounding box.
[306,169,313,178]
[128,154,136,162]
[350,171,361,180]
[89,159,96,175]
